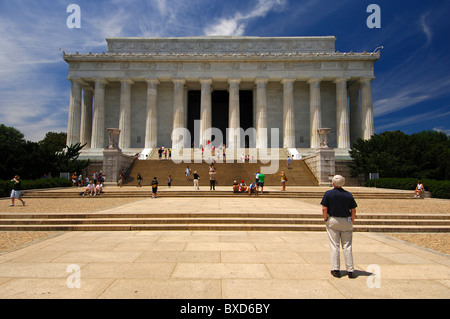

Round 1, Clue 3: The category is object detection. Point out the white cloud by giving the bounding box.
[420,11,433,45]
[204,0,286,36]
[376,108,450,132]
[433,127,450,136]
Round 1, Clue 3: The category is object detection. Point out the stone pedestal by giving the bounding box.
[103,128,134,183]
[315,148,335,186]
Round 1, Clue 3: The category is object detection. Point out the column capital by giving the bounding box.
[199,78,213,84]
[120,78,134,85]
[145,78,160,85]
[68,77,84,84]
[255,78,269,85]
[172,78,186,85]
[94,78,108,85]
[333,77,350,84]
[228,78,241,84]
[359,76,375,84]
[281,78,296,85]
[307,77,322,85]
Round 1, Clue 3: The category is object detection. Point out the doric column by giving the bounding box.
[172,79,186,148]
[308,78,322,149]
[66,79,82,147]
[91,79,107,149]
[118,78,134,149]
[282,79,296,149]
[335,78,350,149]
[228,78,241,148]
[255,78,268,149]
[200,78,213,148]
[80,85,93,149]
[360,77,375,140]
[349,83,361,144]
[145,79,159,148]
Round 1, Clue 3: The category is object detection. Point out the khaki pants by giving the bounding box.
[326,217,354,272]
[193,179,199,190]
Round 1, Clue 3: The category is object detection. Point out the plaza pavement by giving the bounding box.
[0,190,449,299]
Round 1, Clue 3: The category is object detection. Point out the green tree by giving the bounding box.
[0,125,89,180]
[39,132,67,154]
[0,124,27,179]
[349,130,450,180]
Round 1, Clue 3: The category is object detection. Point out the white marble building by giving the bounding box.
[64,36,379,160]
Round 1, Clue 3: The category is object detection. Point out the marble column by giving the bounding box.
[172,79,186,148]
[360,77,375,140]
[282,79,296,149]
[308,78,322,149]
[145,79,159,148]
[200,78,213,148]
[80,85,93,149]
[66,79,82,147]
[255,78,268,149]
[118,78,134,150]
[228,78,241,148]
[91,79,107,149]
[349,83,362,145]
[335,78,350,149]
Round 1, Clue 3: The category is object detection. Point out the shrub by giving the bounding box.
[364,178,450,199]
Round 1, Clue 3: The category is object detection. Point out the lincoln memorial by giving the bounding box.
[63,36,378,160]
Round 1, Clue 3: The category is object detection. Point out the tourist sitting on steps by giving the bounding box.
[95,182,103,195]
[239,180,248,192]
[233,180,239,193]
[248,182,258,196]
[81,181,95,196]
[414,181,424,198]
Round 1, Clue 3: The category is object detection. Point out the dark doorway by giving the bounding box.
[239,90,253,148]
[187,89,254,147]
[211,91,229,147]
[187,91,200,147]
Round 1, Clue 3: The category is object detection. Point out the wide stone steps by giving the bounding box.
[0,212,449,232]
[22,190,414,199]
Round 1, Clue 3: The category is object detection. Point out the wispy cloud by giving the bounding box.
[204,0,287,36]
[376,107,450,132]
[433,127,450,136]
[420,11,433,46]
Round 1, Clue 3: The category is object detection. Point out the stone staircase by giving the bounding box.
[2,186,449,233]
[125,149,319,187]
[0,210,449,233]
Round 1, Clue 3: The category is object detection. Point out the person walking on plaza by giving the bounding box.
[209,169,217,191]
[167,175,172,188]
[137,173,143,187]
[280,171,288,191]
[185,166,191,181]
[321,175,357,279]
[10,175,25,206]
[151,177,159,198]
[72,172,78,187]
[193,171,200,190]
[257,172,265,193]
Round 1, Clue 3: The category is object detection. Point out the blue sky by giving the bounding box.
[0,0,449,142]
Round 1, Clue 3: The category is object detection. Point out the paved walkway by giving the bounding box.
[0,196,448,299]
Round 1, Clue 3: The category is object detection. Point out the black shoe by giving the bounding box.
[347,272,355,279]
[330,270,341,278]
